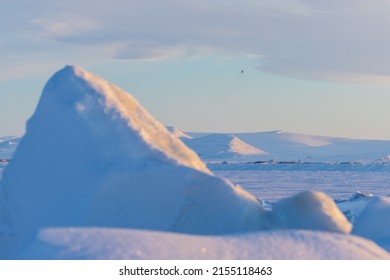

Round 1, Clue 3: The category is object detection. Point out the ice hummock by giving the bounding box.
[268,191,352,234]
[352,196,390,250]
[0,66,266,257]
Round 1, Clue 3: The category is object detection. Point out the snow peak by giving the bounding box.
[119,266,180,276]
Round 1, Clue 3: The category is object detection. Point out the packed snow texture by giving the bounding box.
[16,227,389,260]
[268,191,352,234]
[352,196,390,250]
[1,65,389,260]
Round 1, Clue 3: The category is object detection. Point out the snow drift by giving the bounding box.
[268,191,352,234]
[352,196,390,249]
[0,66,266,257]
[16,227,389,260]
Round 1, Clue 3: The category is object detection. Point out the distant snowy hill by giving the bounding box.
[183,130,390,163]
[2,130,390,163]
[182,134,267,161]
[166,126,193,139]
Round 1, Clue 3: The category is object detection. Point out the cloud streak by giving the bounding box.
[3,0,390,83]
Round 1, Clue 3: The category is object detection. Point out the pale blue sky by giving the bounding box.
[1,0,390,139]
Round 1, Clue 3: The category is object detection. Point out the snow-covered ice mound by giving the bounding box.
[352,196,390,250]
[336,191,375,224]
[15,227,389,260]
[268,191,352,234]
[373,155,390,164]
[0,66,265,257]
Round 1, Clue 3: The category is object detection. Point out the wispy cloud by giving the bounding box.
[30,16,99,40]
[106,41,186,60]
[3,0,390,83]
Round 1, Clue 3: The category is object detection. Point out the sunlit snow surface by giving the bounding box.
[16,227,389,260]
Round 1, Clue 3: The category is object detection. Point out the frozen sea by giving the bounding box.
[210,164,390,202]
[1,163,390,203]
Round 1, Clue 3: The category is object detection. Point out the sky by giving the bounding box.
[1,0,390,139]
